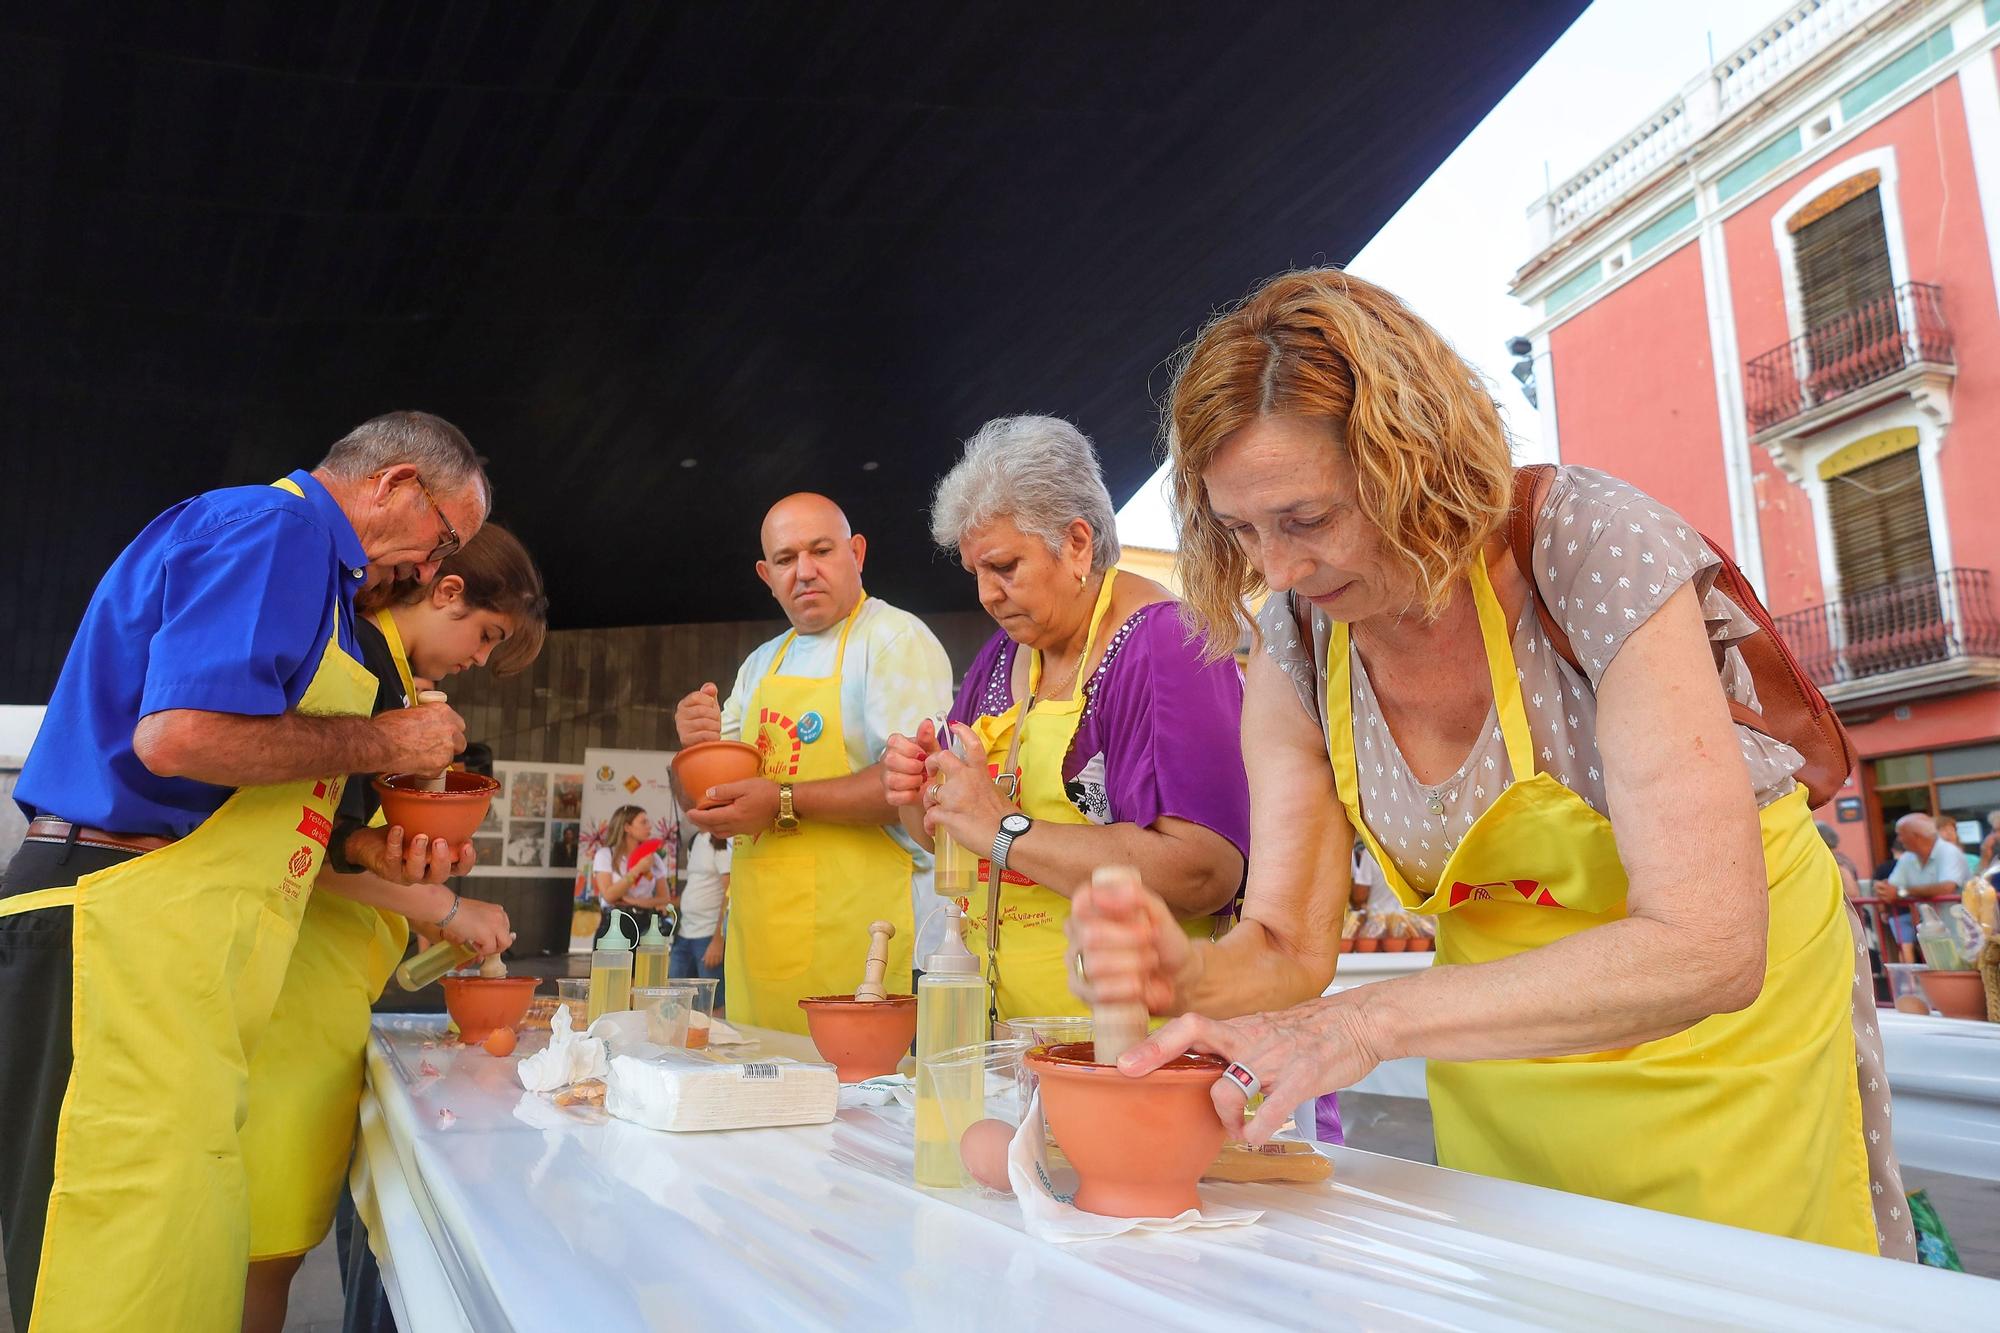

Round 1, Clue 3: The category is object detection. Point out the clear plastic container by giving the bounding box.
[634,983,702,1045]
[1884,962,1937,1015]
[995,1016,1092,1112]
[556,977,590,1028]
[665,977,720,1047]
[921,1038,1033,1196]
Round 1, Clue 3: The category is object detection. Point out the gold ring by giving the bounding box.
[1072,951,1089,984]
[928,782,944,804]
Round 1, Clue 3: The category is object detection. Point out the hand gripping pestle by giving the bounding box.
[854,919,896,1001]
[416,690,450,792]
[1087,865,1150,1065]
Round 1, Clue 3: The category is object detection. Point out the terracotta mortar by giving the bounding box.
[798,994,917,1080]
[373,771,500,847]
[440,976,541,1043]
[1027,1041,1229,1218]
[673,740,762,808]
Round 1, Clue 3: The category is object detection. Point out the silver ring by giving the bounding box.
[927,782,943,804]
[1222,1061,1261,1100]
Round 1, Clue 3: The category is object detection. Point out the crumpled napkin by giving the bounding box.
[1005,1092,1262,1242]
[517,1003,609,1092]
[705,1016,757,1051]
[839,1073,910,1108]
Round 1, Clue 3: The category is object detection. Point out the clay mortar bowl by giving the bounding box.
[1026,1040,1229,1218]
[1917,969,1987,1020]
[440,975,541,1043]
[797,994,917,1081]
[373,771,501,847]
[673,740,762,809]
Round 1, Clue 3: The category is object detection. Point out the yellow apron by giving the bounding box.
[963,572,1212,1021]
[0,500,375,1330]
[243,608,412,1259]
[1325,553,1876,1252]
[725,595,915,1035]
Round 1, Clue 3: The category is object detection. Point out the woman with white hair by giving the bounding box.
[882,416,1249,1021]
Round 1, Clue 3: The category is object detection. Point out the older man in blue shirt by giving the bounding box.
[0,411,491,1332]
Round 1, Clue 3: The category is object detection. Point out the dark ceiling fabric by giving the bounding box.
[0,1,1583,702]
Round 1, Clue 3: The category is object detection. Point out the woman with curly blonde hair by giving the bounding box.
[1065,268,1909,1258]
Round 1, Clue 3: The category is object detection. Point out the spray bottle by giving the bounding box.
[634,913,670,990]
[913,901,989,1185]
[589,908,637,1025]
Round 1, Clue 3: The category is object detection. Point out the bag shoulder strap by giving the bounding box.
[1508,464,1583,673]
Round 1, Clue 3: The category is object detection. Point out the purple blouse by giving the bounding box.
[948,602,1251,859]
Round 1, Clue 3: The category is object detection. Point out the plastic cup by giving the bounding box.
[996,1016,1092,1111]
[556,978,590,1028]
[922,1038,1033,1196]
[666,977,720,1048]
[634,985,699,1046]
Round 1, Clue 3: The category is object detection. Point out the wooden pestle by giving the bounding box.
[854,919,896,1001]
[416,690,450,792]
[1087,865,1150,1065]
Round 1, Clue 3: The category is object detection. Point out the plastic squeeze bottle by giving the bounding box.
[395,937,477,991]
[914,902,989,1186]
[931,722,980,900]
[589,908,637,1025]
[634,914,670,992]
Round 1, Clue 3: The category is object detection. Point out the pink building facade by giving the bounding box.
[1514,0,2000,869]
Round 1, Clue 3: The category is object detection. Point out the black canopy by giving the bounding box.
[0,2,1582,700]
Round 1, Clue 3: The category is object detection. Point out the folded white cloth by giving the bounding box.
[517,1004,609,1092]
[1006,1092,1262,1242]
[607,1051,838,1131]
[704,1016,756,1049]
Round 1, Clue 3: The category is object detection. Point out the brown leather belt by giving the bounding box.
[25,817,176,856]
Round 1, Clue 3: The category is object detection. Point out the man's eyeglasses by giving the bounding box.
[416,478,462,563]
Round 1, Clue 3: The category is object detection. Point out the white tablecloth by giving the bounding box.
[353,1015,1991,1331]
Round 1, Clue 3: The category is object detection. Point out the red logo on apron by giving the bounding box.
[1449,879,1562,908]
[288,846,314,879]
[297,808,332,848]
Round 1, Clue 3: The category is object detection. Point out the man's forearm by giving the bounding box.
[135,708,389,787]
[792,764,898,826]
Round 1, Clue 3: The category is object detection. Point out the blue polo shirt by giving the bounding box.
[15,471,367,838]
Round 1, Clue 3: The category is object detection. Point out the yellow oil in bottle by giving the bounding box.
[914,901,988,1187]
[588,955,631,1026]
[634,944,668,993]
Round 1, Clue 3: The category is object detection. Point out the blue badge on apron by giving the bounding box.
[797,710,824,744]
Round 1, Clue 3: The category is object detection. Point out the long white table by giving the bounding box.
[353,1015,1991,1331]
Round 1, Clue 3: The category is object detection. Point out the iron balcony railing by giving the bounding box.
[1743,282,1953,433]
[1773,568,2000,688]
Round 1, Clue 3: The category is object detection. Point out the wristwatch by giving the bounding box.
[991,812,1033,874]
[775,782,800,833]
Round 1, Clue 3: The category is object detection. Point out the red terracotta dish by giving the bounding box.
[440,976,541,1043]
[1027,1041,1229,1218]
[373,771,500,846]
[798,995,918,1081]
[673,741,762,809]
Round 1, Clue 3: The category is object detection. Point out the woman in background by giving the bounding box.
[593,804,671,942]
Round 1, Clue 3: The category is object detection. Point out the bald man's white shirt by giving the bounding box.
[716,595,955,952]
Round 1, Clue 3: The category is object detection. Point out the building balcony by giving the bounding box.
[1743,282,1954,441]
[1773,568,2000,709]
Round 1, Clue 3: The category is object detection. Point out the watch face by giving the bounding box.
[1001,813,1032,835]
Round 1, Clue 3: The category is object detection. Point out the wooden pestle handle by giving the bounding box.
[1087,865,1150,1065]
[415,690,449,792]
[854,919,896,1001]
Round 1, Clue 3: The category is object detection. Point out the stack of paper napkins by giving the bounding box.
[605,1049,838,1132]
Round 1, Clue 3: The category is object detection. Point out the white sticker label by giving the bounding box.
[739,1062,781,1081]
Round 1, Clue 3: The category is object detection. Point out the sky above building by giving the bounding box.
[1117,0,1782,549]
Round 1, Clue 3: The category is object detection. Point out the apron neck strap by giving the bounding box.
[1327,552,1535,806]
[370,607,419,704]
[1027,570,1119,697]
[1469,552,1536,780]
[767,592,868,679]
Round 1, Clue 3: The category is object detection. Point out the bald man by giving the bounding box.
[674,494,952,1032]
[1885,812,1970,962]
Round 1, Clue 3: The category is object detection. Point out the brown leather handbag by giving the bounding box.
[1508,464,1856,806]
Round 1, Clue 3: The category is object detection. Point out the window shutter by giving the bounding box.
[1827,447,1933,594]
[1795,188,1895,329]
